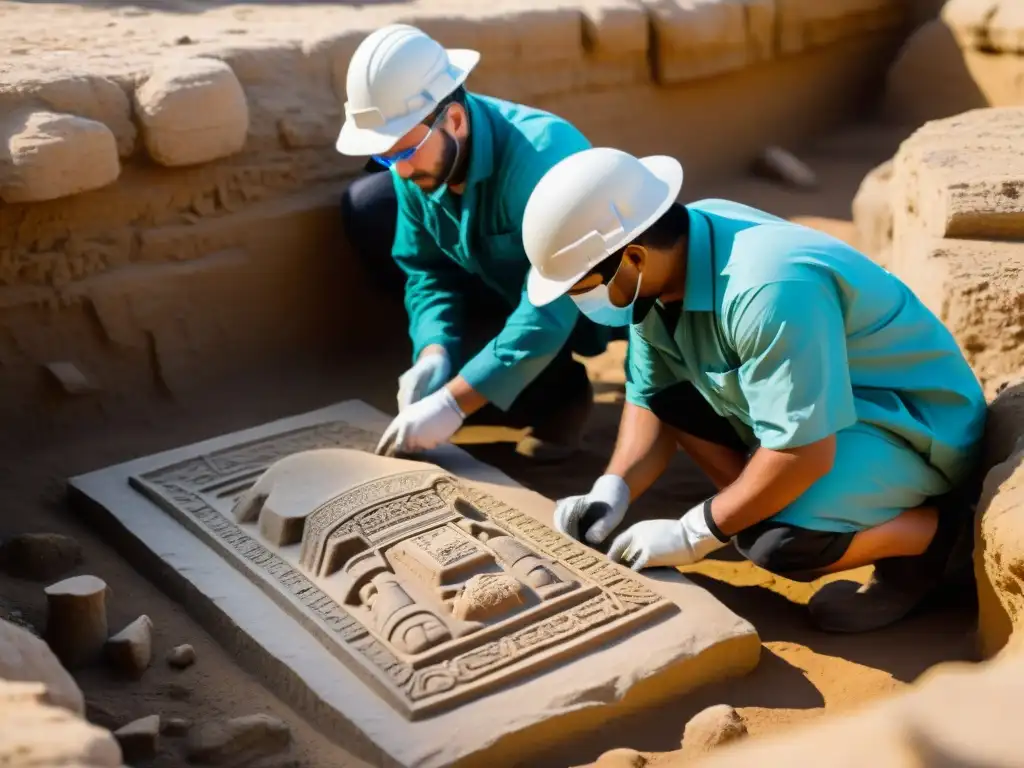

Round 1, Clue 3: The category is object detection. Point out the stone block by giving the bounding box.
[642,0,775,84]
[892,237,1024,397]
[4,74,136,157]
[975,381,1024,658]
[0,109,120,203]
[134,57,250,167]
[891,107,1024,243]
[68,400,760,768]
[776,0,906,55]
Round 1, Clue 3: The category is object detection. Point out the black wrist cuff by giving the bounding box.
[703,498,730,543]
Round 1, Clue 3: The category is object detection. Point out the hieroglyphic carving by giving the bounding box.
[130,421,674,720]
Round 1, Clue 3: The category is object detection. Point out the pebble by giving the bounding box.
[593,748,647,767]
[115,714,160,762]
[168,643,196,669]
[105,615,153,679]
[162,716,192,737]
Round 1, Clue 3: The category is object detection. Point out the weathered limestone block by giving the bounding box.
[893,238,1024,397]
[975,381,1024,658]
[0,618,85,716]
[5,74,137,157]
[642,0,775,84]
[883,16,1024,127]
[69,401,760,768]
[776,0,906,55]
[0,679,123,767]
[0,109,120,203]
[852,158,893,264]
[891,107,1024,246]
[134,58,249,167]
[944,0,1024,54]
[687,654,1024,767]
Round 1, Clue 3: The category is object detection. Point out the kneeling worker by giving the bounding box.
[335,24,611,461]
[521,146,987,633]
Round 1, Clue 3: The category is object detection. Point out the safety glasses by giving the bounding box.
[371,108,449,169]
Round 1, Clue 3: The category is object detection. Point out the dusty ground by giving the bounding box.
[0,117,980,767]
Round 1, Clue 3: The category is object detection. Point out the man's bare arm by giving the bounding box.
[606,402,677,501]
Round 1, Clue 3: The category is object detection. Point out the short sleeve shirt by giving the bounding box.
[625,199,988,489]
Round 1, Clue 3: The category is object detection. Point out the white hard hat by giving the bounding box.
[524,147,684,307]
[336,24,480,157]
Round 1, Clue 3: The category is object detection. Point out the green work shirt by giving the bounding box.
[626,199,988,531]
[390,93,611,410]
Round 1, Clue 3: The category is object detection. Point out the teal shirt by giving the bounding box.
[626,199,987,516]
[390,93,610,410]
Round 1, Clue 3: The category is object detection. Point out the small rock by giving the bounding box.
[175,35,195,45]
[162,716,192,737]
[43,362,99,395]
[681,704,748,757]
[593,748,647,767]
[0,533,83,581]
[186,714,291,765]
[105,615,153,679]
[752,146,818,190]
[115,714,160,763]
[168,643,196,669]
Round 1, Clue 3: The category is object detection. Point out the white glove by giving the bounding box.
[397,350,451,411]
[607,499,730,571]
[375,387,465,457]
[553,475,631,545]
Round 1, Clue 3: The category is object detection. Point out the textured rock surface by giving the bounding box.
[681,704,749,758]
[0,679,123,767]
[884,107,1024,397]
[104,615,153,679]
[134,58,249,167]
[186,714,289,765]
[0,532,83,582]
[0,618,85,716]
[0,109,119,203]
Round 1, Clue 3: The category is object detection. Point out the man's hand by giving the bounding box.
[375,387,465,457]
[397,347,451,411]
[607,499,730,571]
[553,475,631,545]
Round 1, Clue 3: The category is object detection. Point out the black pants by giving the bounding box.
[648,381,855,581]
[339,172,591,426]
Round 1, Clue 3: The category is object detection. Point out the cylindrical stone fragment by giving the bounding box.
[44,575,109,669]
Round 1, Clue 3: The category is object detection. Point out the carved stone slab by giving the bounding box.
[69,400,760,768]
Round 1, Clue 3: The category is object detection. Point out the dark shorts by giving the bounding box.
[647,380,855,581]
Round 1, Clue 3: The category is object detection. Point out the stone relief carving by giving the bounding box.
[128,421,674,719]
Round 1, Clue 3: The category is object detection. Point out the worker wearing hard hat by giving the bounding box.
[522,146,987,633]
[336,24,611,461]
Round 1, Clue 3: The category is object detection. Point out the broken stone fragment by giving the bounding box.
[105,615,153,679]
[134,57,250,167]
[0,109,120,203]
[44,574,109,670]
[0,532,83,581]
[681,704,748,757]
[167,643,196,669]
[0,618,85,716]
[115,714,160,762]
[185,714,291,764]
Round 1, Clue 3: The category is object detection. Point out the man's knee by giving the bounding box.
[734,521,854,582]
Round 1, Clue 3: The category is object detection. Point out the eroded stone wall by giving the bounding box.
[0,0,907,430]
